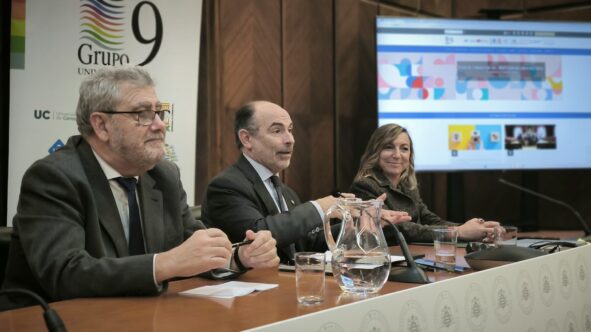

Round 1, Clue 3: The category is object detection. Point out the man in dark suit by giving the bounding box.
[202,101,344,263]
[1,68,278,310]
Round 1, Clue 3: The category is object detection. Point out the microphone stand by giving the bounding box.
[386,222,430,284]
[0,288,67,332]
[499,178,591,242]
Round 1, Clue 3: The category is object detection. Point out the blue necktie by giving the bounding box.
[115,177,146,255]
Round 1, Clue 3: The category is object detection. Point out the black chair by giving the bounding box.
[0,227,13,285]
[190,205,202,222]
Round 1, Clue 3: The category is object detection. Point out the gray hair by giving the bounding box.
[76,66,154,136]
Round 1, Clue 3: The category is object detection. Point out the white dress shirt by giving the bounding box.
[243,154,323,217]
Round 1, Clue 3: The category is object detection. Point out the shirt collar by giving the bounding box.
[92,148,139,181]
[243,153,276,182]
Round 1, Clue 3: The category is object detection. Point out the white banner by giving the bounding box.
[8,0,202,225]
[250,245,591,331]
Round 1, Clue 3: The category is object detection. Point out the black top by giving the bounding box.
[350,172,457,242]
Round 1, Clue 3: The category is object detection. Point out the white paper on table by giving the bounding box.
[179,281,278,299]
[324,251,406,264]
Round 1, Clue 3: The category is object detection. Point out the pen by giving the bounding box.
[231,239,254,248]
[331,189,343,198]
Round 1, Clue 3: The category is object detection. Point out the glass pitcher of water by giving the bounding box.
[323,198,391,294]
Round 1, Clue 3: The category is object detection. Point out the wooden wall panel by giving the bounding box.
[282,0,334,200]
[197,0,591,234]
[463,171,522,223]
[538,170,591,230]
[335,0,379,192]
[219,0,282,168]
[373,0,452,17]
[196,0,220,201]
[196,0,282,202]
[0,0,9,225]
[508,6,591,21]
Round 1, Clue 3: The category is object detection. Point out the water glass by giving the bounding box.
[432,228,459,272]
[495,225,518,246]
[295,252,325,304]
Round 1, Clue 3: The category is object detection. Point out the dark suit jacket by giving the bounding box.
[202,155,327,262]
[1,135,202,309]
[350,172,457,242]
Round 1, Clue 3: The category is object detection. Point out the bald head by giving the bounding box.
[235,101,295,173]
[234,101,288,148]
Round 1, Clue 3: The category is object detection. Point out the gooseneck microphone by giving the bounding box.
[0,288,67,332]
[385,222,430,284]
[499,177,591,240]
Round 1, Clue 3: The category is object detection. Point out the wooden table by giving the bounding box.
[0,231,582,331]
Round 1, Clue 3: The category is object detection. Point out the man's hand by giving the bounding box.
[315,193,355,212]
[155,228,232,283]
[237,230,280,269]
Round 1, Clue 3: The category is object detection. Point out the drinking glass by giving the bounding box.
[432,228,459,272]
[295,252,325,304]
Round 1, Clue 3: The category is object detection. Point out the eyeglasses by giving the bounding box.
[98,109,171,126]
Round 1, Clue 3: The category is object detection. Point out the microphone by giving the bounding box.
[385,222,430,284]
[499,177,591,241]
[0,288,67,332]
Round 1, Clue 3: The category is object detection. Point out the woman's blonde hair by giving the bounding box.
[354,123,417,190]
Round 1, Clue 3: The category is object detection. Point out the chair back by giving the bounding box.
[190,205,202,222]
[0,227,13,284]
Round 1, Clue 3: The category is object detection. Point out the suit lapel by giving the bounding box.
[138,172,164,253]
[76,137,128,256]
[236,155,294,260]
[282,187,297,210]
[254,181,280,215]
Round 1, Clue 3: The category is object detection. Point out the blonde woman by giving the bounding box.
[351,124,501,243]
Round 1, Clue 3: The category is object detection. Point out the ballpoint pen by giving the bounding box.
[331,189,344,198]
[231,239,254,248]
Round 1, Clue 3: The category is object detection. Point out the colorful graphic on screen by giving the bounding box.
[378,53,563,101]
[504,124,556,150]
[448,125,502,151]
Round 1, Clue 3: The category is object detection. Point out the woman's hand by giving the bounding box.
[375,193,412,226]
[456,218,503,241]
[380,209,412,227]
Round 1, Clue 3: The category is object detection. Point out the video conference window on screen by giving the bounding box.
[376,18,591,171]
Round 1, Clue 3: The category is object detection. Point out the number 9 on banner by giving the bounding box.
[132,1,163,66]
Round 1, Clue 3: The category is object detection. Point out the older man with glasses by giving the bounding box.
[0,67,279,310]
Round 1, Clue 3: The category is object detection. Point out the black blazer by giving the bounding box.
[350,172,457,242]
[202,155,328,262]
[1,135,202,309]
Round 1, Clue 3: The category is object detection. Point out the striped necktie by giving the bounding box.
[270,175,286,212]
[270,175,294,261]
